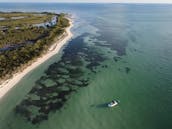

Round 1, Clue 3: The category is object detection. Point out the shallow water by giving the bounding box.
[0,3,172,129]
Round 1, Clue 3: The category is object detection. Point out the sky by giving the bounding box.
[1,0,172,3]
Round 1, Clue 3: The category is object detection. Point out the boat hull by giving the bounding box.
[108,101,118,107]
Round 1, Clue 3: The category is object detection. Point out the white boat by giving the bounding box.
[108,100,118,107]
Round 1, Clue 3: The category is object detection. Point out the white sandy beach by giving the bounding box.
[0,18,73,99]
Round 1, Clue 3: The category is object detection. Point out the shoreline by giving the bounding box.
[0,18,73,99]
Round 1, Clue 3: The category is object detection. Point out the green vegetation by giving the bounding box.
[0,27,48,48]
[0,12,53,28]
[0,12,70,80]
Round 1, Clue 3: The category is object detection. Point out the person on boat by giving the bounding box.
[112,100,115,104]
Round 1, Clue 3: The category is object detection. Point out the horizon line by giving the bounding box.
[0,2,172,4]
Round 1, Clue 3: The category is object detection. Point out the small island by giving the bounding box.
[0,12,73,98]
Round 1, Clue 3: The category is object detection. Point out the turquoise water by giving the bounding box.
[0,3,172,129]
